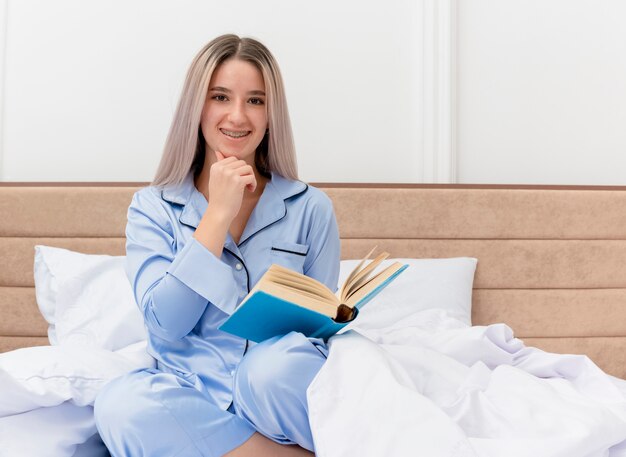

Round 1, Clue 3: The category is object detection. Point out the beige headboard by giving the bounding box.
[2,183,626,378]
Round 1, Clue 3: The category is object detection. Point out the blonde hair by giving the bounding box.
[153,34,298,186]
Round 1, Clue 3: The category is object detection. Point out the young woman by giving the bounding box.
[94,34,340,456]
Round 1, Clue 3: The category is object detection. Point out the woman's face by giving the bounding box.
[200,58,268,166]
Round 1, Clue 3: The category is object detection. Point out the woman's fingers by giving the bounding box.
[214,162,254,179]
[213,156,238,167]
[211,153,256,191]
[206,151,258,224]
[228,163,256,192]
[241,174,257,193]
[213,153,248,170]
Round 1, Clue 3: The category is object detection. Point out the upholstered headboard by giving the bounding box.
[2,183,626,378]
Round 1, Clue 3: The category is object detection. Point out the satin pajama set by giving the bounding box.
[94,172,340,456]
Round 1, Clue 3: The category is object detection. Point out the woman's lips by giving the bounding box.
[220,128,251,139]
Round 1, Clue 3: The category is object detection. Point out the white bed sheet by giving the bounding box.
[3,313,626,456]
[0,342,153,457]
[308,309,626,457]
[0,402,109,457]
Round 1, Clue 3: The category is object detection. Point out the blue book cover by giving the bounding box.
[218,291,350,342]
[219,262,408,343]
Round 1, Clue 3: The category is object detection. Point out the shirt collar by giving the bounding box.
[160,172,308,243]
[237,173,308,246]
[160,173,196,206]
[266,172,308,202]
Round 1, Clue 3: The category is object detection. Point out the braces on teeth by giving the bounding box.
[222,130,249,138]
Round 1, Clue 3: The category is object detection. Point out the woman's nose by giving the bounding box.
[227,101,247,124]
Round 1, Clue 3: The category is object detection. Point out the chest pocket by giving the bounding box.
[270,241,309,274]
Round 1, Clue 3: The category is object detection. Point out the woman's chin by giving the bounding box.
[213,149,256,163]
[219,151,241,159]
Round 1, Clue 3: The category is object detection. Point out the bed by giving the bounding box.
[2,182,626,456]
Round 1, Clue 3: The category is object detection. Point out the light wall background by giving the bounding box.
[0,0,424,183]
[457,0,626,185]
[1,0,625,185]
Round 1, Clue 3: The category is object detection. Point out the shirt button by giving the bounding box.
[230,370,235,376]
[235,263,243,271]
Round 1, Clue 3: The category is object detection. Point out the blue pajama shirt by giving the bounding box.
[94,172,340,456]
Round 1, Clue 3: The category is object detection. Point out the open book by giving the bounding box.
[218,247,408,342]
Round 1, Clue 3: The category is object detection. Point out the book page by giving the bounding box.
[261,273,337,306]
[340,251,389,303]
[249,280,338,317]
[266,265,337,303]
[340,246,377,295]
[345,262,405,308]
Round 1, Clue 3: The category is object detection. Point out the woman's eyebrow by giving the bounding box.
[209,86,265,96]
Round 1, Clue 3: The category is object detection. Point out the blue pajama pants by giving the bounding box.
[94,332,327,457]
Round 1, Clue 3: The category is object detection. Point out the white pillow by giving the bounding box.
[34,245,146,350]
[0,341,155,457]
[0,402,108,457]
[0,342,153,455]
[0,342,154,415]
[338,257,477,329]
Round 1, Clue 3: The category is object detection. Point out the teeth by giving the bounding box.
[221,129,250,138]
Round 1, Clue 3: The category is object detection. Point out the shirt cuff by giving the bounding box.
[167,238,239,315]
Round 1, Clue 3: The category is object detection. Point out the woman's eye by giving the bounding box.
[249,98,265,106]
[212,94,228,102]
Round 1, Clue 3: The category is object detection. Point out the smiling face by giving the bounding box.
[200,58,268,167]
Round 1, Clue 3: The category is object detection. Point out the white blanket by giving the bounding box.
[308,310,626,457]
[3,311,626,456]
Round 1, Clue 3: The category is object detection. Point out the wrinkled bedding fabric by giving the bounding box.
[308,310,626,457]
[3,310,626,457]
